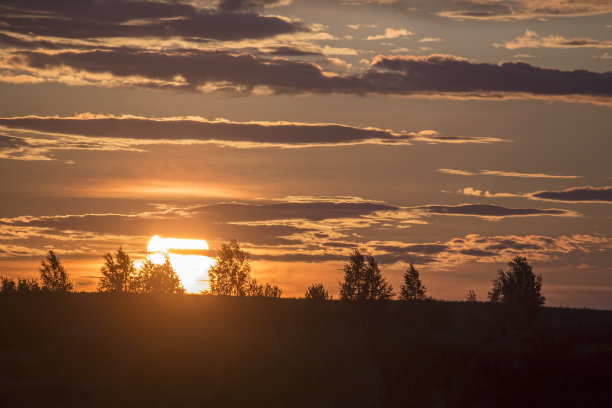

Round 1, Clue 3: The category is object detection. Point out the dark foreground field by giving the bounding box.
[1,295,611,407]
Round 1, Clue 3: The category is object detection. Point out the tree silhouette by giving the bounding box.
[465,289,477,302]
[340,249,393,300]
[488,256,545,308]
[305,283,330,300]
[98,247,137,293]
[1,277,40,294]
[208,239,252,296]
[245,279,283,298]
[17,278,40,294]
[399,264,427,300]
[0,277,17,294]
[262,283,282,298]
[133,257,185,294]
[39,250,73,292]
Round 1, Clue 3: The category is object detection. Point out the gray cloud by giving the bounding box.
[496,30,612,50]
[9,50,612,104]
[0,135,29,150]
[435,0,612,21]
[417,204,574,218]
[344,1,612,20]
[218,0,290,11]
[460,249,497,257]
[455,186,612,204]
[0,115,501,153]
[0,0,303,42]
[532,186,612,203]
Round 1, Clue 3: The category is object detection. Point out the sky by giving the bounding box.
[1,0,611,307]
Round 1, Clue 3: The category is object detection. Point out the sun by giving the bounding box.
[146,235,216,293]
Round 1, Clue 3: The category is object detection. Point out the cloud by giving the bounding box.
[416,204,576,219]
[531,186,612,203]
[437,168,475,176]
[6,50,612,105]
[217,0,291,11]
[418,37,443,43]
[0,0,304,42]
[266,46,322,56]
[455,186,612,204]
[367,28,414,40]
[1,196,605,268]
[438,0,612,21]
[496,30,612,49]
[438,168,581,179]
[0,114,503,160]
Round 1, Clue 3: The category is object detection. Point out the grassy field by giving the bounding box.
[1,294,611,407]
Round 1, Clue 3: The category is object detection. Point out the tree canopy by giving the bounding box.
[132,257,185,294]
[399,264,427,301]
[98,247,137,293]
[488,256,545,308]
[340,249,393,301]
[39,250,73,293]
[208,239,252,296]
[305,283,330,300]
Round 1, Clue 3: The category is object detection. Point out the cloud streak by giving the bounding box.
[496,30,612,49]
[0,114,505,160]
[438,168,581,179]
[0,198,582,264]
[532,186,612,203]
[455,186,612,203]
[0,0,304,42]
[437,0,612,21]
[4,50,612,105]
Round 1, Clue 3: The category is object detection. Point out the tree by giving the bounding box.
[1,277,40,294]
[208,239,252,296]
[340,249,393,300]
[488,256,545,308]
[245,279,283,298]
[262,282,282,298]
[98,247,137,293]
[39,250,73,292]
[17,278,40,294]
[0,277,17,294]
[465,290,477,302]
[133,257,185,294]
[399,264,427,300]
[305,283,330,300]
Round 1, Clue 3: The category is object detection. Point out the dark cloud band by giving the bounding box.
[10,50,612,103]
[532,187,612,203]
[0,0,303,41]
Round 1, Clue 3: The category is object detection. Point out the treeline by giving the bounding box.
[1,239,546,310]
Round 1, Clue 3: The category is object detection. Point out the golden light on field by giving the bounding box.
[146,235,216,293]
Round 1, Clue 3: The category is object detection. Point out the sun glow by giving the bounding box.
[146,235,215,293]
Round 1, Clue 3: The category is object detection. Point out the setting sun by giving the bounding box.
[146,235,215,293]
